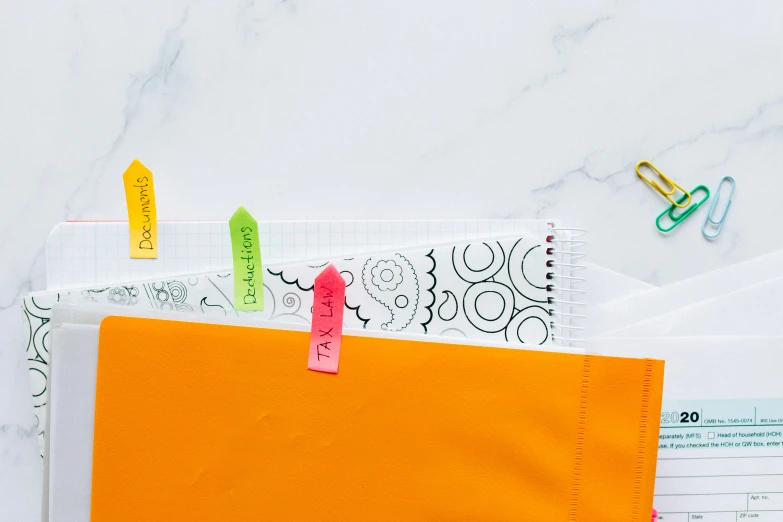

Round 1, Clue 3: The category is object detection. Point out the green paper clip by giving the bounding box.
[655,185,710,233]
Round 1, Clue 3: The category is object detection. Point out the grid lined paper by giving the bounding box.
[46,220,557,290]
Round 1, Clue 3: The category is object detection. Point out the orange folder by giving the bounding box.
[91,317,663,521]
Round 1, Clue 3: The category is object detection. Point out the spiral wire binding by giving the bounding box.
[545,227,587,345]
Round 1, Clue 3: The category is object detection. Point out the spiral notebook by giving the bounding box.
[27,219,587,457]
[42,219,588,339]
[43,219,586,341]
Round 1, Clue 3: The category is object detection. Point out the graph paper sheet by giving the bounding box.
[46,220,557,290]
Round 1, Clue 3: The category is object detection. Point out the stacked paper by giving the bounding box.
[32,219,671,521]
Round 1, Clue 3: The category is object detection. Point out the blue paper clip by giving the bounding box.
[702,176,735,239]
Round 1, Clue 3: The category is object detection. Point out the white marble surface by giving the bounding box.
[1,1,782,519]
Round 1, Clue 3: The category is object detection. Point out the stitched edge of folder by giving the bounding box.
[568,354,591,521]
[631,359,655,521]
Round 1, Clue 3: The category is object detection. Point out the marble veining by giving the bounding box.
[2,0,782,519]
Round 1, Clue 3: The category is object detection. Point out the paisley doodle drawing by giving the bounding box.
[370,259,404,291]
[281,292,302,314]
[420,250,437,333]
[83,285,139,306]
[452,242,505,283]
[437,290,458,321]
[345,300,371,328]
[200,297,227,316]
[507,240,547,303]
[268,268,314,292]
[270,290,305,323]
[269,287,308,324]
[504,306,551,345]
[362,254,419,331]
[462,281,515,333]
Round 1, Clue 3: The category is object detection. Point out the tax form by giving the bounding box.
[594,337,783,521]
[656,398,783,521]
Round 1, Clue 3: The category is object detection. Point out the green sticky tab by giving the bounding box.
[229,206,263,310]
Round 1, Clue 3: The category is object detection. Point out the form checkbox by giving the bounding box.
[708,432,715,439]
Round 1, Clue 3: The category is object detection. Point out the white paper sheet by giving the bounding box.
[48,324,98,522]
[599,276,783,338]
[594,337,783,399]
[584,261,656,305]
[595,337,783,520]
[590,250,783,337]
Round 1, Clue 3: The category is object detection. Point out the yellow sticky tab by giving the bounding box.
[122,160,157,259]
[229,206,263,310]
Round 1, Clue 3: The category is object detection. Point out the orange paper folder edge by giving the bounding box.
[91,317,663,521]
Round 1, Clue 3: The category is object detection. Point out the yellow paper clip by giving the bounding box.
[636,160,692,208]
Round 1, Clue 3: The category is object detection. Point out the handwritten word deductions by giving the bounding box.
[229,206,264,311]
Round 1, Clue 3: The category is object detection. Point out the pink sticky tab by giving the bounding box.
[308,264,346,374]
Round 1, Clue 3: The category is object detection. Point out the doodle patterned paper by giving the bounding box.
[25,235,550,456]
[264,238,551,341]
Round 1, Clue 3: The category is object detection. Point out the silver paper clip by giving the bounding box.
[702,176,735,239]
